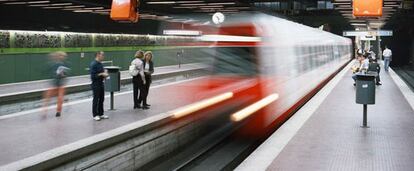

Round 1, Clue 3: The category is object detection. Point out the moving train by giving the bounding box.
[166,13,352,136]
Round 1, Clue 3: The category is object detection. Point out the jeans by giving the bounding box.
[384,58,391,71]
[92,83,104,117]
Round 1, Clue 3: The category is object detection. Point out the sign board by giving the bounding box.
[360,35,376,41]
[343,30,393,37]
[353,0,383,17]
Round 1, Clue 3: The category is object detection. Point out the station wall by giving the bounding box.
[0,30,199,84]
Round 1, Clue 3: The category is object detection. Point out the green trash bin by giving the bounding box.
[355,73,377,105]
[104,66,120,110]
[355,72,377,128]
[104,66,121,92]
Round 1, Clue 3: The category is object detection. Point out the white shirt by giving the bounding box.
[144,62,150,72]
[360,59,369,71]
[131,58,145,82]
[383,48,392,58]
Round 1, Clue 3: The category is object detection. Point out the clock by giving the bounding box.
[212,12,225,24]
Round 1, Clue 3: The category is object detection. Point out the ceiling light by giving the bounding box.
[173,6,197,8]
[176,1,204,3]
[50,3,72,6]
[28,4,50,7]
[351,23,366,26]
[64,5,85,8]
[4,2,27,5]
[146,1,176,4]
[199,5,223,8]
[73,10,93,12]
[28,1,50,4]
[180,3,206,6]
[84,7,104,10]
[42,6,64,9]
[208,2,235,5]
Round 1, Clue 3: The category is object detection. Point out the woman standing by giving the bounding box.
[141,51,154,109]
[131,50,146,109]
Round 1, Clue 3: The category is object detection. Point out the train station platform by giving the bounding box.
[0,63,206,105]
[0,76,205,169]
[237,61,414,170]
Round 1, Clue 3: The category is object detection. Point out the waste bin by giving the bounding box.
[355,73,377,105]
[104,66,120,110]
[104,66,121,92]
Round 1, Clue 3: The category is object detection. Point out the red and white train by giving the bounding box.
[166,13,352,136]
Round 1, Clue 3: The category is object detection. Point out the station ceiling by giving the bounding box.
[0,0,412,33]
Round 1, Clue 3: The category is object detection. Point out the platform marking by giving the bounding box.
[235,61,354,171]
[0,76,206,120]
[388,68,414,110]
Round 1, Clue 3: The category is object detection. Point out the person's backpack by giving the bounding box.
[129,63,139,76]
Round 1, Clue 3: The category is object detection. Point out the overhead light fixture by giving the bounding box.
[42,6,64,9]
[176,1,204,3]
[64,5,85,8]
[351,23,366,26]
[146,1,176,4]
[84,7,104,10]
[4,2,27,5]
[50,3,72,6]
[73,10,93,12]
[173,6,197,8]
[179,3,206,6]
[28,1,50,4]
[208,2,235,5]
[28,4,51,7]
[199,5,224,8]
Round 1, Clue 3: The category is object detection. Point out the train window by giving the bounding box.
[211,47,258,76]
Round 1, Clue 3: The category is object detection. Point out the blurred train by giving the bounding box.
[166,13,352,136]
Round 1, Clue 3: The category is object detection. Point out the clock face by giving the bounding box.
[212,12,225,24]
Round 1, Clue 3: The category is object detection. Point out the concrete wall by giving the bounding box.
[0,48,203,84]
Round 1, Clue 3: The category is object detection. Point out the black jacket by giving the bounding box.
[143,60,154,75]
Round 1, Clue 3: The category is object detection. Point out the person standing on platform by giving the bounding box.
[131,50,146,109]
[383,46,392,72]
[352,53,369,86]
[90,51,109,121]
[139,51,154,110]
[368,57,382,85]
[43,51,70,117]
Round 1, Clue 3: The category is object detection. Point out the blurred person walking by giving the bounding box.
[138,51,154,109]
[90,51,109,121]
[43,51,70,117]
[383,46,392,71]
[130,50,146,109]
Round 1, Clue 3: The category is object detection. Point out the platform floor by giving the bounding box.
[238,63,414,171]
[0,77,202,166]
[0,63,202,97]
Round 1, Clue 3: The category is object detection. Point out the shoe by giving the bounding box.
[100,115,109,119]
[55,112,61,117]
[142,106,150,110]
[134,105,142,109]
[93,116,101,121]
[376,82,382,85]
[144,104,151,107]
[353,83,356,86]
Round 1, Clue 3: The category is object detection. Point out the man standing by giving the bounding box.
[383,46,392,71]
[90,51,109,121]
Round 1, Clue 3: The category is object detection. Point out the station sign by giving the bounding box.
[353,0,383,17]
[343,30,393,37]
[360,35,376,41]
